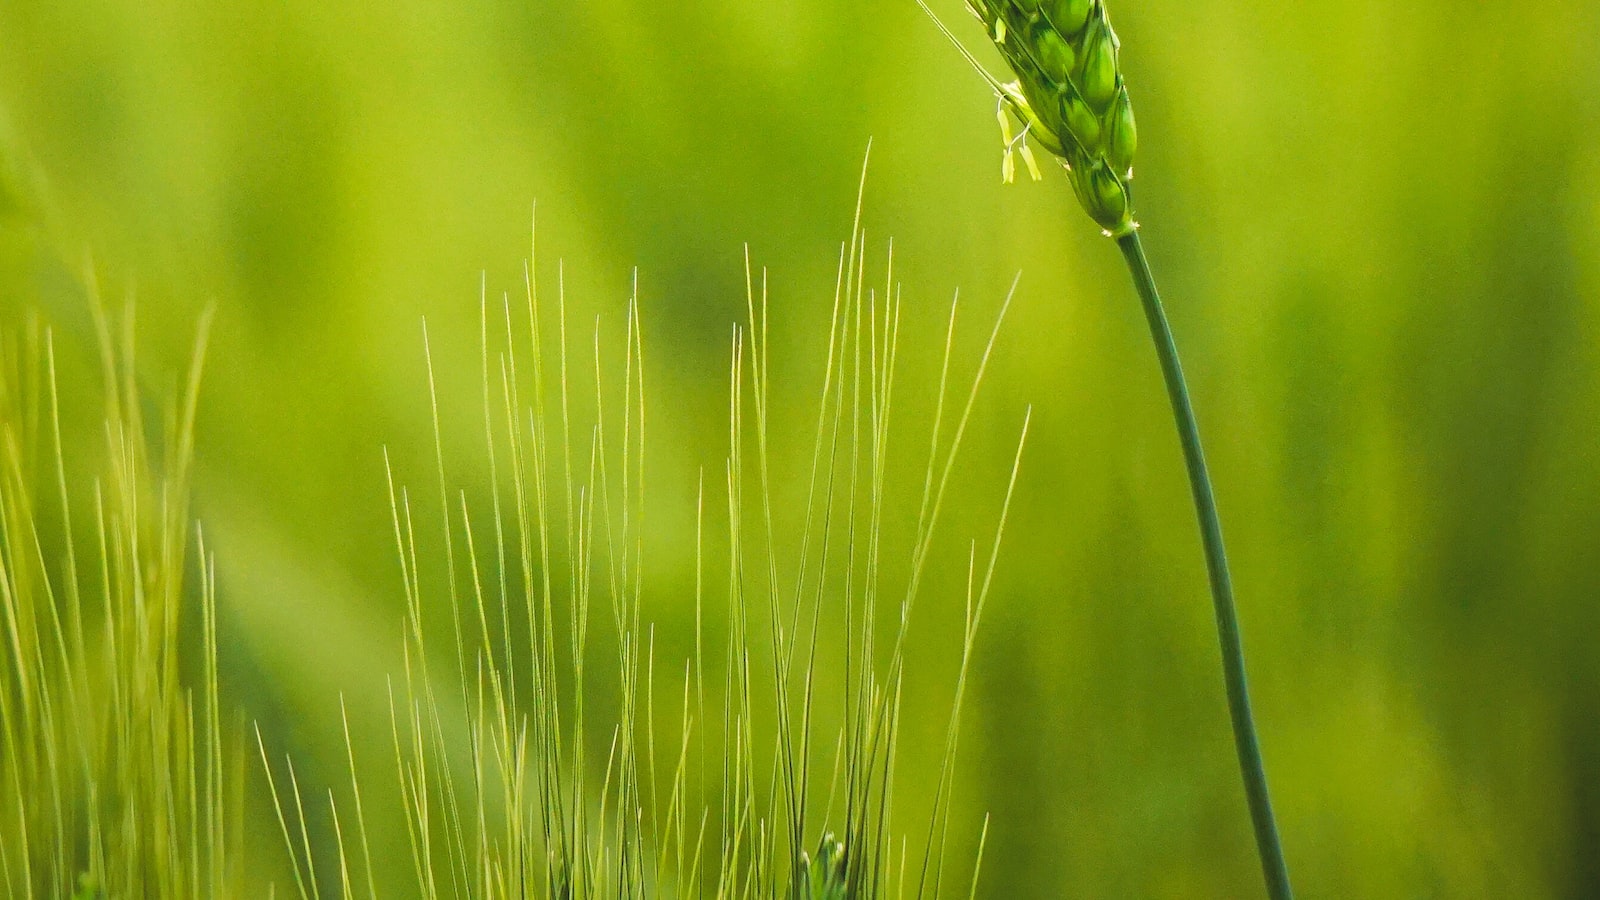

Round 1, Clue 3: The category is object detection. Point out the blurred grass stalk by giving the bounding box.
[0,292,236,896]
[264,193,1030,898]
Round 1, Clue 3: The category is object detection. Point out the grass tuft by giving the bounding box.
[0,286,236,897]
[266,192,1030,898]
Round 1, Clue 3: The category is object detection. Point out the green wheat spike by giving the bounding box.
[801,834,848,900]
[924,2,1299,897]
[930,0,1138,235]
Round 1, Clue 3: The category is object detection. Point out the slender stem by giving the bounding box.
[1115,230,1294,900]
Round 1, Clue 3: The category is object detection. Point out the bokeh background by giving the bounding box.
[3,0,1600,896]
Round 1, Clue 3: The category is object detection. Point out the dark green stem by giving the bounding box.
[1116,230,1293,900]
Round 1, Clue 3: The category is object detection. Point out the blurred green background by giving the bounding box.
[3,0,1599,896]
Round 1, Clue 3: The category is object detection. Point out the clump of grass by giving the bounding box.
[0,293,237,897]
[263,184,1030,898]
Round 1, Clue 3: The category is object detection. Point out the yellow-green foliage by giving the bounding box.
[0,300,236,897]
[262,208,1026,899]
[4,2,1595,894]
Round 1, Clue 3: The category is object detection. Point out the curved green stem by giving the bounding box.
[1115,230,1294,900]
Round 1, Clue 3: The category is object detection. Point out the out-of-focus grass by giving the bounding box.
[0,298,235,897]
[256,192,1029,897]
[1,0,1598,895]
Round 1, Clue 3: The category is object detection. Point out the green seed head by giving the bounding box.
[970,0,1139,235]
[802,834,848,900]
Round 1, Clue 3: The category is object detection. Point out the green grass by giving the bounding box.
[2,2,1593,894]
[258,187,1031,898]
[0,291,236,897]
[0,123,1027,896]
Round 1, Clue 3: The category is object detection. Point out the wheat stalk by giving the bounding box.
[925,2,1297,897]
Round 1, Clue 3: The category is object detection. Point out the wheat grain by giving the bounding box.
[960,0,1139,235]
